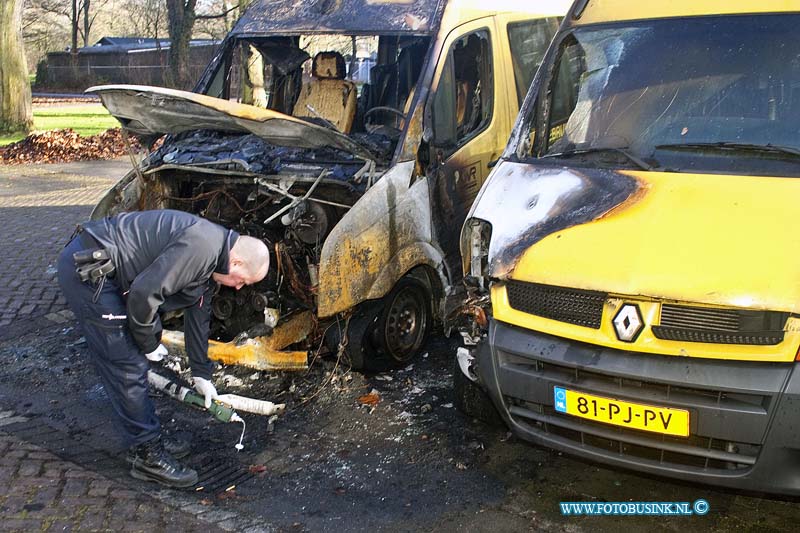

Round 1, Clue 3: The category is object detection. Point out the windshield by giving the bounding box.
[522,15,800,175]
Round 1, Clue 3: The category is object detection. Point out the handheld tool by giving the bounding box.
[147,371,247,451]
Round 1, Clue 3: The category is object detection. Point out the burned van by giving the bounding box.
[89,0,569,371]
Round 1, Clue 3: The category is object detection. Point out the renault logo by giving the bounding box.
[613,304,643,342]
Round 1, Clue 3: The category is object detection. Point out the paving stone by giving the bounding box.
[17,459,43,476]
[77,510,107,530]
[0,430,226,532]
[197,509,239,523]
[3,518,44,531]
[62,478,90,496]
[109,488,139,499]
[243,526,276,533]
[0,168,118,330]
[44,519,75,532]
[216,519,239,532]
[63,468,94,478]
[45,313,68,324]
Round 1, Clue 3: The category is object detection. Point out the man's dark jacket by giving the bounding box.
[83,210,239,380]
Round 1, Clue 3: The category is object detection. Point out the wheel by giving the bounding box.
[453,355,503,426]
[374,277,431,366]
[337,277,432,371]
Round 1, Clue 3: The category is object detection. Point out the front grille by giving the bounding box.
[654,304,788,345]
[506,281,606,329]
[651,327,784,345]
[660,304,735,330]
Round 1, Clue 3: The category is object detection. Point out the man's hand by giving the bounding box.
[193,377,219,408]
[145,344,168,362]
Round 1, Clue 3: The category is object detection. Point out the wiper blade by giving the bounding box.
[656,142,800,159]
[542,146,654,171]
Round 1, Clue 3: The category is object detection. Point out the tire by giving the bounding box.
[340,277,433,371]
[453,357,503,426]
[373,277,432,366]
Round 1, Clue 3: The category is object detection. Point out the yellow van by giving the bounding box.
[458,0,800,493]
[88,0,569,371]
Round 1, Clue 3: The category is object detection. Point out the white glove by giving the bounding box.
[145,343,168,362]
[193,376,219,409]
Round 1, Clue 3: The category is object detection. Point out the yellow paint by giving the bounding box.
[571,0,800,25]
[443,0,571,24]
[259,311,316,350]
[318,161,434,317]
[510,171,800,314]
[160,311,313,371]
[497,170,800,363]
[494,283,800,362]
[318,233,386,316]
[555,386,690,437]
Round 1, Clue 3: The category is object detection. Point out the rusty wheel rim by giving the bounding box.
[383,284,428,362]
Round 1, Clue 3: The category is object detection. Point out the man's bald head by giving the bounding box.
[212,235,269,290]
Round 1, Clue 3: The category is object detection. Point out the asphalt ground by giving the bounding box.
[0,160,797,532]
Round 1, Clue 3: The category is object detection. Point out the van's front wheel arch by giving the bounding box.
[336,276,434,371]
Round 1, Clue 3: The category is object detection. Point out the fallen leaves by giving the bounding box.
[0,128,140,165]
[248,464,267,474]
[32,96,99,105]
[357,390,381,406]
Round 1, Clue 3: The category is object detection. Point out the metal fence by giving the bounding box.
[38,44,219,89]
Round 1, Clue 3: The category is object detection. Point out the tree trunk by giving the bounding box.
[166,0,197,90]
[83,0,91,47]
[0,0,32,134]
[71,0,78,53]
[71,0,79,85]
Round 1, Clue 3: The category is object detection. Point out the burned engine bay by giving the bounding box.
[142,129,388,342]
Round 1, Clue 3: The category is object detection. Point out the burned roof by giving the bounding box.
[232,0,444,36]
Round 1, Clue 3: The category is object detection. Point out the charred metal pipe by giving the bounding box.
[263,169,329,224]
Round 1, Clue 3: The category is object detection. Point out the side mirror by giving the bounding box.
[430,57,457,148]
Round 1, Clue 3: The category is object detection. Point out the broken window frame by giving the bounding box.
[506,17,560,108]
[431,28,494,157]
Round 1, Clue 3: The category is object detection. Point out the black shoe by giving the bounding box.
[129,437,198,488]
[126,436,191,464]
[164,435,191,458]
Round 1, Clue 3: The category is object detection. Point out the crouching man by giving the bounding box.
[57,209,269,488]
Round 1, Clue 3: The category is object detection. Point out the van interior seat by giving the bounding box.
[293,51,357,133]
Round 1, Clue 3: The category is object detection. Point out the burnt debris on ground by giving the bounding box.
[0,320,513,530]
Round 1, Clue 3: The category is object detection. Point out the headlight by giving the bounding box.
[460,218,492,283]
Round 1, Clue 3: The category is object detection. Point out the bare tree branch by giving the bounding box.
[196,2,239,20]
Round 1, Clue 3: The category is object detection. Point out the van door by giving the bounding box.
[428,17,511,281]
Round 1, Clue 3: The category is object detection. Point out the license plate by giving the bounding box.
[553,386,690,437]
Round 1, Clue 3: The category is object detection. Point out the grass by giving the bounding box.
[0,104,119,146]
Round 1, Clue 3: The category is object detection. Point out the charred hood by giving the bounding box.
[87,85,378,161]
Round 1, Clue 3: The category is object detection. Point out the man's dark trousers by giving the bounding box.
[57,234,160,447]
